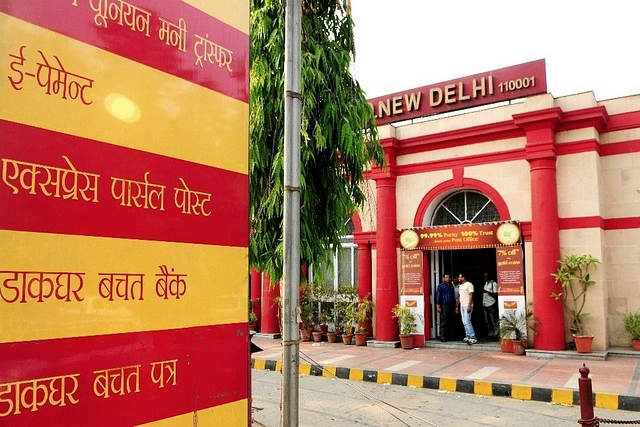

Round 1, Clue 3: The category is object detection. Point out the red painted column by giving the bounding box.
[250,269,262,330]
[260,274,281,335]
[354,235,373,336]
[514,108,565,350]
[373,140,400,341]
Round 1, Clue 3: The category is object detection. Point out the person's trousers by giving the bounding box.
[484,303,499,335]
[461,306,476,339]
[439,303,455,339]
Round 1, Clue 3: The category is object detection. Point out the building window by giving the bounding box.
[431,191,499,225]
[313,219,357,291]
[309,219,358,326]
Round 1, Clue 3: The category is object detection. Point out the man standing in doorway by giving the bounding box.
[483,272,499,339]
[436,274,457,342]
[458,273,477,344]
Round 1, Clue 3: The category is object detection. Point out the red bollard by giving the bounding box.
[578,364,596,426]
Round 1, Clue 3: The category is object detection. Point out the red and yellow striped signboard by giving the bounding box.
[0,1,249,425]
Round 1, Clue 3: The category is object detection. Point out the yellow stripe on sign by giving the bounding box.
[0,230,248,343]
[135,399,248,426]
[0,14,248,175]
[182,0,249,34]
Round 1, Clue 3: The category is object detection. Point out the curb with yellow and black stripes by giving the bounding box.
[252,358,640,412]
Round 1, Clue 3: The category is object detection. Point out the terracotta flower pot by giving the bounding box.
[573,335,594,353]
[512,339,526,356]
[312,331,323,342]
[633,339,640,351]
[300,328,312,342]
[500,337,514,353]
[355,332,368,346]
[399,335,413,350]
[342,334,353,345]
[326,332,337,343]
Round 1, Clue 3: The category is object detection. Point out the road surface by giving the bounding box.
[251,369,636,426]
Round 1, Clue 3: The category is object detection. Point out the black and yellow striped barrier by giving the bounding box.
[252,358,640,412]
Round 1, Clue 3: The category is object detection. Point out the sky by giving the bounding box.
[350,0,640,102]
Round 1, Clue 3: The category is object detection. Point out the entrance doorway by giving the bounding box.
[424,189,503,341]
[430,248,496,340]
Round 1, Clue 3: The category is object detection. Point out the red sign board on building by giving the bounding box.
[369,59,547,126]
[399,221,521,251]
[401,250,424,295]
[496,246,525,296]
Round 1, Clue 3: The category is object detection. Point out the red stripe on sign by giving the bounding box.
[0,120,248,247]
[1,0,248,103]
[0,324,250,426]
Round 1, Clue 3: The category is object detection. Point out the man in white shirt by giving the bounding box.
[457,273,477,344]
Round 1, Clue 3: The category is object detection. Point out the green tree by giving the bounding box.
[249,0,385,281]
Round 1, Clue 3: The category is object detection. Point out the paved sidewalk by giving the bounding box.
[251,335,640,412]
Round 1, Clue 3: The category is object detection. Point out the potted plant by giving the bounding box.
[248,298,258,331]
[354,294,374,346]
[317,311,330,334]
[624,310,640,351]
[335,284,358,345]
[341,304,358,345]
[312,307,329,342]
[326,327,338,343]
[312,330,323,342]
[308,280,331,333]
[271,295,283,336]
[322,290,339,342]
[298,281,316,341]
[249,310,258,332]
[551,254,600,353]
[392,303,423,349]
[498,307,540,356]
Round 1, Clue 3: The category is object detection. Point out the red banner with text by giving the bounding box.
[399,221,521,251]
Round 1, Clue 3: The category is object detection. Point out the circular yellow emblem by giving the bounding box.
[400,229,420,249]
[496,223,520,245]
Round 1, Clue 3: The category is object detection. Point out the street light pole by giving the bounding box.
[282,0,302,425]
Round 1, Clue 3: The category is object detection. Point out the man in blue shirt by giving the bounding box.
[436,274,457,342]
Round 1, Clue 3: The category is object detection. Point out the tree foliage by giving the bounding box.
[249,0,385,281]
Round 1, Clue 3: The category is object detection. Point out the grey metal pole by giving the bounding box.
[282,0,302,425]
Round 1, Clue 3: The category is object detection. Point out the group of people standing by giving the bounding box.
[435,272,499,344]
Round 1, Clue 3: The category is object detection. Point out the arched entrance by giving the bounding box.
[427,191,501,341]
